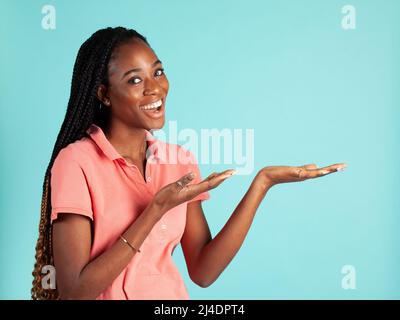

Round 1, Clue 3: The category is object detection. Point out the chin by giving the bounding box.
[148,118,165,131]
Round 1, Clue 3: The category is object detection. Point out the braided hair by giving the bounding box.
[31,26,150,300]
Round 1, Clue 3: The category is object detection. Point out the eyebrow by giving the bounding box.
[122,60,162,79]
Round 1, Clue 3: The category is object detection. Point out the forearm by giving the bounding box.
[193,172,272,287]
[61,202,163,299]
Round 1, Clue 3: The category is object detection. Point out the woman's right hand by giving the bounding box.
[152,169,236,214]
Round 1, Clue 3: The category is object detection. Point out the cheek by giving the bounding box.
[159,76,169,92]
[113,84,142,105]
[126,90,143,106]
[161,78,170,94]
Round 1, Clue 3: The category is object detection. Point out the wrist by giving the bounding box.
[254,169,274,192]
[147,200,166,221]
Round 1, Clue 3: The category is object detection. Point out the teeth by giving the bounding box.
[140,99,162,110]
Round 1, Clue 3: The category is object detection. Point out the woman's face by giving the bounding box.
[100,38,169,131]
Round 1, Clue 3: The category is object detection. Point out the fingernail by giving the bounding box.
[229,170,237,176]
[337,167,346,172]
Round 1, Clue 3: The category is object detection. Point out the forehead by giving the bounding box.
[108,39,158,76]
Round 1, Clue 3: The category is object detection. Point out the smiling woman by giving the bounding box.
[32,26,346,300]
[31,26,220,300]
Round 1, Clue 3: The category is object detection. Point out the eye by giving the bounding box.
[127,68,165,85]
[155,68,165,76]
[128,77,141,84]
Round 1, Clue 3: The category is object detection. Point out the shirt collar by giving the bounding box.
[86,124,166,163]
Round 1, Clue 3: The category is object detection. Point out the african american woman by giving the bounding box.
[31,27,347,300]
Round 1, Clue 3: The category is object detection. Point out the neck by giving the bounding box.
[104,121,148,162]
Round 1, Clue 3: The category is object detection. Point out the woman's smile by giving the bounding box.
[138,98,165,119]
[139,98,162,110]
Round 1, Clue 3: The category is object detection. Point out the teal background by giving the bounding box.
[1,0,399,299]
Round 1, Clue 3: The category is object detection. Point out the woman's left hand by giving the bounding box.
[256,163,347,189]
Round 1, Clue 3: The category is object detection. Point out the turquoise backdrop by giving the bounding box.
[1,0,399,299]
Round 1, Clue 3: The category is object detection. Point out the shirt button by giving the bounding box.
[147,176,152,182]
[158,223,168,242]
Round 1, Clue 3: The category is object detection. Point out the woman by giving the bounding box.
[31,26,346,300]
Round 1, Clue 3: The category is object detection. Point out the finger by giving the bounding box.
[175,172,196,189]
[201,169,236,186]
[206,169,236,188]
[205,172,218,180]
[318,163,348,173]
[302,163,348,179]
[301,163,318,170]
[200,169,236,186]
[218,169,237,178]
[186,169,236,197]
[297,168,327,179]
[204,169,235,181]
[296,164,318,178]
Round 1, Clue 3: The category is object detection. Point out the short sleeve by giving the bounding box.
[50,147,94,224]
[185,150,211,203]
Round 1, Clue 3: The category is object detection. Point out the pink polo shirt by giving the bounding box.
[50,123,210,299]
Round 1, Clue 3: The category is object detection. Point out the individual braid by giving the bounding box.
[31,26,150,300]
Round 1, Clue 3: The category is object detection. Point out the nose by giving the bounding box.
[143,78,161,96]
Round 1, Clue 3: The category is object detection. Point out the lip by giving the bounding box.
[140,98,165,119]
[139,98,163,108]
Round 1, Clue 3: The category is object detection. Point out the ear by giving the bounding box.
[96,84,111,107]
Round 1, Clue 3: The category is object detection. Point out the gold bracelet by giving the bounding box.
[119,235,141,253]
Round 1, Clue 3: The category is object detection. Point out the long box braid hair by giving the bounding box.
[31,26,150,300]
